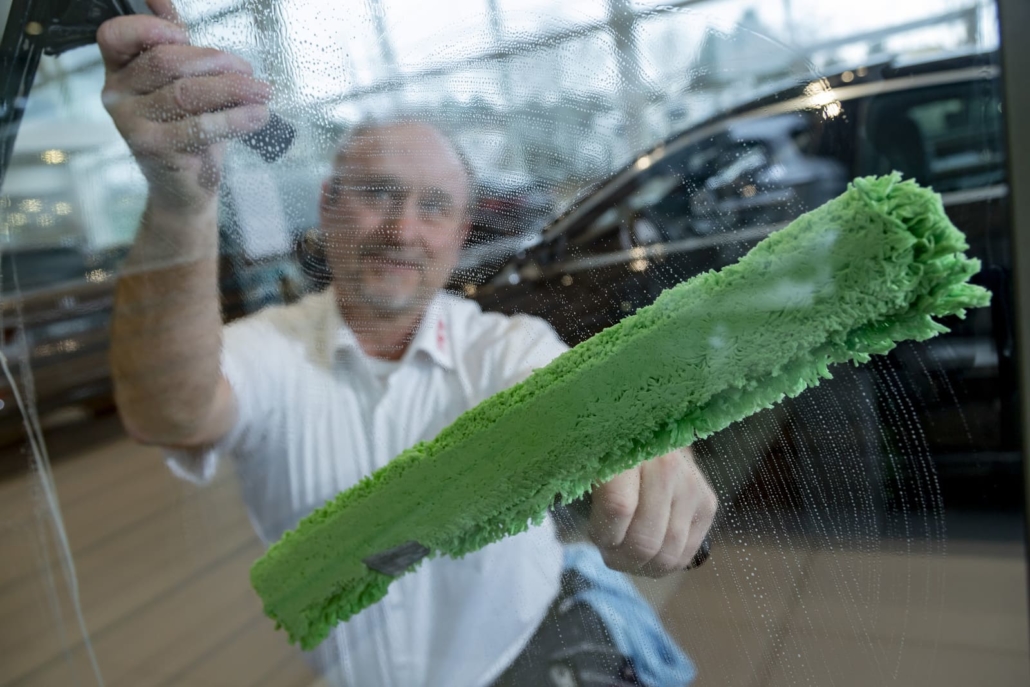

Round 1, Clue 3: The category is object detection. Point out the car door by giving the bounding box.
[854,74,1018,495]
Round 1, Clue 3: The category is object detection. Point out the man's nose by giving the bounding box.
[383,196,423,238]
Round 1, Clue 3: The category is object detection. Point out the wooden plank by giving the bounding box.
[109,586,275,687]
[0,461,175,584]
[0,449,231,588]
[1,508,259,684]
[0,430,154,513]
[0,478,251,646]
[251,653,318,687]
[13,580,257,687]
[0,466,242,608]
[4,537,264,686]
[0,420,311,687]
[19,571,269,687]
[147,604,305,687]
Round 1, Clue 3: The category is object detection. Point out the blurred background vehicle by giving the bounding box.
[0,245,123,448]
[476,49,1016,520]
[0,239,296,457]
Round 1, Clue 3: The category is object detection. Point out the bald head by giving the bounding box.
[319,120,474,320]
[330,120,474,206]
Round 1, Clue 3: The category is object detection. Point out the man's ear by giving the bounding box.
[319,178,332,212]
[457,218,473,250]
[319,177,339,228]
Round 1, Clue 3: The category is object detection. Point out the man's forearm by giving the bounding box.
[110,200,233,447]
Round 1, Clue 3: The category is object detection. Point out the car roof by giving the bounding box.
[534,49,1001,248]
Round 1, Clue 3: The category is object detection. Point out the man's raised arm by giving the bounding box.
[99,0,271,448]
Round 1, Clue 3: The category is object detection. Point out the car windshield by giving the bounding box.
[1,1,1026,687]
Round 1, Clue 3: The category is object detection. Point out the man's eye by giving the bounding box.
[362,187,393,203]
[420,197,452,217]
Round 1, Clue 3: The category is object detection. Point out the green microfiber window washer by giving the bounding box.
[250,173,991,650]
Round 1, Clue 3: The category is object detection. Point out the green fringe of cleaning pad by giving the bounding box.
[251,173,991,649]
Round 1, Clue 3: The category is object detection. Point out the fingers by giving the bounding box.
[97,14,268,160]
[589,467,639,550]
[680,462,718,567]
[166,105,271,150]
[612,456,677,568]
[117,45,255,95]
[589,450,719,578]
[135,73,271,122]
[130,105,270,155]
[97,15,189,71]
[649,470,697,571]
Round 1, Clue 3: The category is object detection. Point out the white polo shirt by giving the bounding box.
[167,288,568,687]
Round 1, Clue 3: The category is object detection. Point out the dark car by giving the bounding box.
[0,241,292,449]
[0,247,124,443]
[476,50,1015,516]
[456,176,556,284]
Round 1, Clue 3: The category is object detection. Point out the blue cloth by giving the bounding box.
[563,543,696,687]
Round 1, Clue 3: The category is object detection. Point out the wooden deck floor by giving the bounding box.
[0,417,314,687]
[1,415,1028,686]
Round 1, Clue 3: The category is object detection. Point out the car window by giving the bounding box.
[0,248,87,294]
[859,81,1006,192]
[545,108,854,269]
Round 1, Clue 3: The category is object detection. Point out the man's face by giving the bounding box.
[321,122,471,317]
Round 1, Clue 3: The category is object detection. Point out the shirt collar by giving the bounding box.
[319,290,455,371]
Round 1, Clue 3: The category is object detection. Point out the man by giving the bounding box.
[100,2,718,685]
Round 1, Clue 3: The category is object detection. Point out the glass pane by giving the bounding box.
[859,81,1006,192]
[0,0,1024,686]
[495,0,608,40]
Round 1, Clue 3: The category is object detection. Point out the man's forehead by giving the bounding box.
[336,122,467,184]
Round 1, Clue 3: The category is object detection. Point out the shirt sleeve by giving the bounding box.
[164,315,285,485]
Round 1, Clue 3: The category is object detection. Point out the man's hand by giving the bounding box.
[589,448,717,578]
[97,0,271,214]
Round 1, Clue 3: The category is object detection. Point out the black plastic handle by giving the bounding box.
[686,535,712,570]
[240,112,296,163]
